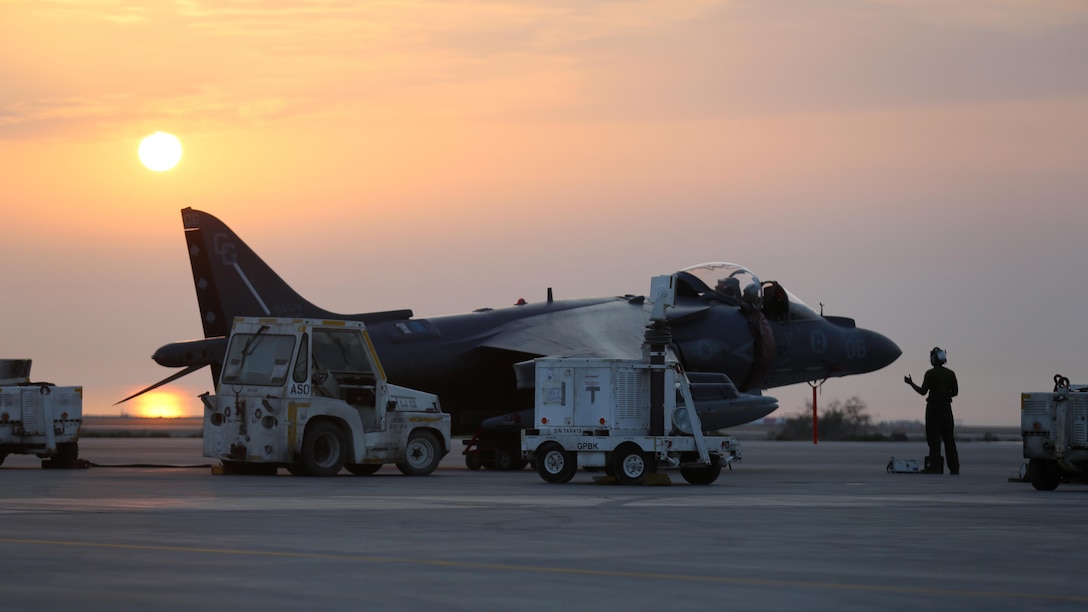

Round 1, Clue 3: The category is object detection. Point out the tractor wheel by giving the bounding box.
[397,431,442,476]
[300,420,347,477]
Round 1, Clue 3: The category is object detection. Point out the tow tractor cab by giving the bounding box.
[202,317,451,476]
[0,359,82,469]
[1021,374,1088,491]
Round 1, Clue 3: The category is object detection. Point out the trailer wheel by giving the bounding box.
[493,449,515,470]
[680,453,722,485]
[397,430,442,476]
[346,463,383,476]
[300,420,347,477]
[1028,458,1061,491]
[536,442,576,483]
[465,452,482,470]
[223,461,278,476]
[611,442,651,485]
[54,442,79,469]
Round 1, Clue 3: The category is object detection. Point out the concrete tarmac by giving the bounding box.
[1,439,1084,611]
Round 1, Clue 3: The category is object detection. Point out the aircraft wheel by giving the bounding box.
[0,452,6,467]
[346,463,383,476]
[535,442,576,483]
[300,420,347,477]
[397,430,442,476]
[610,442,651,485]
[493,449,514,470]
[465,452,482,470]
[1029,458,1061,491]
[680,454,722,485]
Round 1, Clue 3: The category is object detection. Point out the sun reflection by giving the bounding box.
[132,391,189,418]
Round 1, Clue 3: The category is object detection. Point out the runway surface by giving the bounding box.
[1,439,1084,610]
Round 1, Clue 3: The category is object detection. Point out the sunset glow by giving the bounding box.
[3,2,1088,426]
[131,391,190,419]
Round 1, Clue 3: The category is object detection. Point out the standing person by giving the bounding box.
[905,347,959,474]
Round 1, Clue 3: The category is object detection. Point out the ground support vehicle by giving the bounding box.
[462,424,529,471]
[202,318,451,477]
[1022,374,1088,490]
[521,356,740,485]
[0,359,82,468]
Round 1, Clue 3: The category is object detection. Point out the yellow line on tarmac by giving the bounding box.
[0,537,1084,604]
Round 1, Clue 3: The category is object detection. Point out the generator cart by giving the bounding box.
[1022,374,1088,490]
[202,317,451,476]
[0,359,82,468]
[521,357,740,485]
[521,275,740,485]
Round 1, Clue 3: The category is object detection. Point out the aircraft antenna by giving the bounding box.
[547,287,553,303]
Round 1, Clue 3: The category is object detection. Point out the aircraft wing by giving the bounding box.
[478,298,651,360]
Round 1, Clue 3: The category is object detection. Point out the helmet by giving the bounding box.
[930,347,947,366]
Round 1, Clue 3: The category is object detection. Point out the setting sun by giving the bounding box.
[131,391,189,418]
[138,131,183,172]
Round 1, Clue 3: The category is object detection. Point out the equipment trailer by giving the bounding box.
[521,275,740,485]
[202,317,451,476]
[522,357,740,485]
[1022,374,1088,490]
[0,359,82,468]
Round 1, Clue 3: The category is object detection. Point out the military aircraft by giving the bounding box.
[124,208,900,441]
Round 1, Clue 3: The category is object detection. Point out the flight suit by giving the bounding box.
[919,365,959,474]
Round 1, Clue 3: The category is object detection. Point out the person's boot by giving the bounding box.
[923,455,944,474]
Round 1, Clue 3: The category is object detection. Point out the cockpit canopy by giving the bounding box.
[676,262,820,321]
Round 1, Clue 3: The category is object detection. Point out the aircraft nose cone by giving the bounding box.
[861,329,901,373]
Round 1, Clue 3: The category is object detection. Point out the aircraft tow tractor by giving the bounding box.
[521,276,741,485]
[0,359,82,469]
[1021,374,1088,490]
[201,317,451,476]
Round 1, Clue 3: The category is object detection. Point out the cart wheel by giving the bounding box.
[223,460,278,476]
[1028,458,1061,491]
[510,457,529,471]
[300,420,347,477]
[611,442,650,486]
[493,449,514,470]
[397,430,442,476]
[535,442,576,483]
[54,442,79,469]
[346,463,383,475]
[680,453,722,485]
[465,452,482,470]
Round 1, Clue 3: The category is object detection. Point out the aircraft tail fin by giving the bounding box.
[181,208,411,340]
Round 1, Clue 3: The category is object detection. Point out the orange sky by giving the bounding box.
[2,1,1088,424]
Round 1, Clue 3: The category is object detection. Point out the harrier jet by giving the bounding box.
[125,209,900,439]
